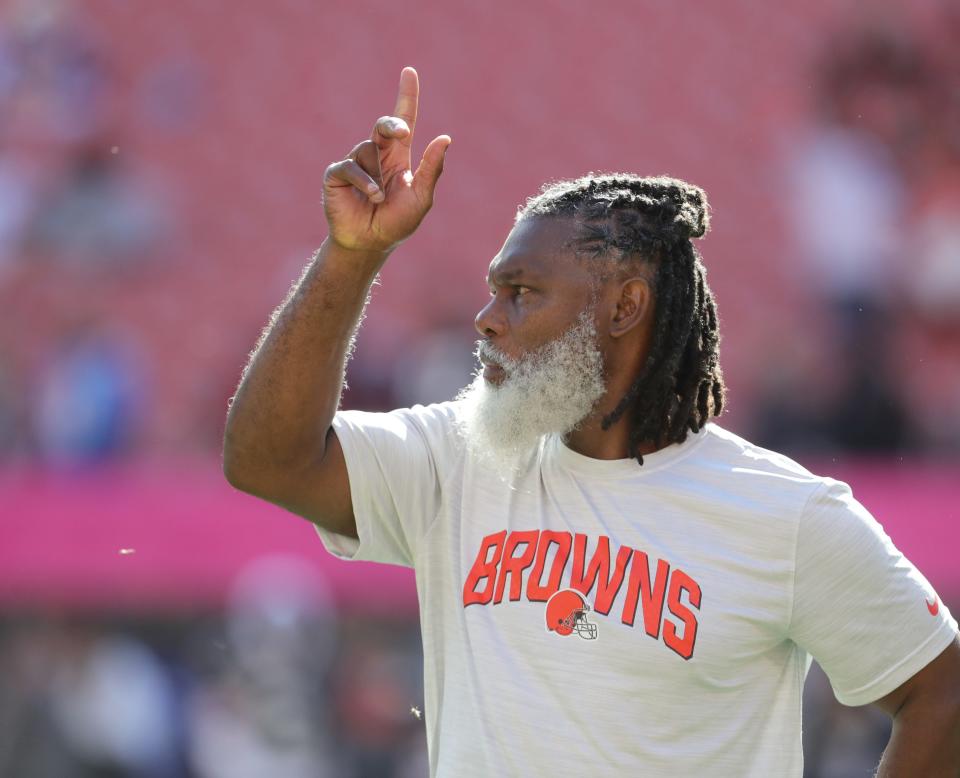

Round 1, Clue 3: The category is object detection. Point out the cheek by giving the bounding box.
[507,308,549,345]
[508,322,565,360]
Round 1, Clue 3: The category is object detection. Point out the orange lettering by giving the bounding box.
[462,530,507,606]
[526,531,572,601]
[663,569,701,660]
[493,530,539,603]
[621,550,670,637]
[570,534,632,616]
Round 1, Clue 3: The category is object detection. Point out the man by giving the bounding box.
[222,68,960,776]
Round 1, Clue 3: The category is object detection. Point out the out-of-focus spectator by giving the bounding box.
[751,304,915,456]
[786,21,929,316]
[187,673,336,778]
[48,626,180,777]
[330,630,427,778]
[748,327,839,456]
[185,555,340,778]
[0,618,182,778]
[21,143,172,267]
[31,316,145,466]
[0,0,114,151]
[763,13,960,456]
[896,318,960,454]
[818,303,913,453]
[906,197,960,324]
[0,1,172,269]
[787,126,903,312]
[0,619,74,776]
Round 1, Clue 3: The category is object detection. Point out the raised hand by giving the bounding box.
[323,67,451,253]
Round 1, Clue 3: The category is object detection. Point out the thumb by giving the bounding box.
[413,135,451,203]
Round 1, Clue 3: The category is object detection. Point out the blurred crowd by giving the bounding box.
[0,3,956,466]
[0,596,901,778]
[0,0,170,465]
[754,9,960,455]
[0,608,429,778]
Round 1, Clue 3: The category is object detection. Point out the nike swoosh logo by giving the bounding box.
[926,596,939,616]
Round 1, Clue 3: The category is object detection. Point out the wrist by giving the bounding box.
[320,236,394,270]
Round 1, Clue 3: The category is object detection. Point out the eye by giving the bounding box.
[487,284,532,298]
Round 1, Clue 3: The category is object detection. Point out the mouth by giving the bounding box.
[481,362,506,384]
[476,341,509,385]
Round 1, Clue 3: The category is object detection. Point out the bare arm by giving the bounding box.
[222,67,450,535]
[222,239,388,536]
[873,637,960,777]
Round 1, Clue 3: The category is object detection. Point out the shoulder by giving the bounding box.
[685,423,837,516]
[700,426,885,533]
[334,401,465,456]
[696,423,819,480]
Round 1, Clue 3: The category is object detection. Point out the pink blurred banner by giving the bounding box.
[0,459,417,613]
[1,459,957,611]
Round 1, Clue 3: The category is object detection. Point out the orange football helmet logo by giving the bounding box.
[545,589,597,640]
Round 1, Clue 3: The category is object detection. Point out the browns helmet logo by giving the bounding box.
[545,588,597,640]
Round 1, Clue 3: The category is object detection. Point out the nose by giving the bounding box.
[474,296,505,338]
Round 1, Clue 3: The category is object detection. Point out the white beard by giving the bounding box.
[455,310,606,476]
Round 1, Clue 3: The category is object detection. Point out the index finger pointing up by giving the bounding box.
[393,66,419,135]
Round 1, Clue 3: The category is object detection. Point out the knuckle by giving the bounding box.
[325,159,361,183]
[374,116,408,136]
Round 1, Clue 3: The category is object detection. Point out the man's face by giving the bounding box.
[456,217,609,472]
[474,216,604,373]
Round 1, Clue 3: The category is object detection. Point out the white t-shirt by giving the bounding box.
[316,402,958,778]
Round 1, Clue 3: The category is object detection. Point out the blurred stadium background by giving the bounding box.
[0,0,958,775]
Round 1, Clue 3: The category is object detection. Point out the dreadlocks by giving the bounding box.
[517,173,726,464]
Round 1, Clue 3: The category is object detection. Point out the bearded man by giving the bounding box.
[222,68,960,777]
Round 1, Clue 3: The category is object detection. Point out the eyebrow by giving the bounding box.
[486,266,541,286]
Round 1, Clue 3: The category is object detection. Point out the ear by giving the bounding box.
[608,276,653,339]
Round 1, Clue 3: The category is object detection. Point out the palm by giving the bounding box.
[324,68,450,252]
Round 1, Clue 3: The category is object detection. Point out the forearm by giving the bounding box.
[223,237,389,486]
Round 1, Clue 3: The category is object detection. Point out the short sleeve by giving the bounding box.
[313,403,461,568]
[788,479,958,706]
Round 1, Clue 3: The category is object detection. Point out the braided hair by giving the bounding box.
[517,173,725,464]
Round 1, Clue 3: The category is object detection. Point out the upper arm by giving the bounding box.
[873,637,960,717]
[227,404,454,566]
[281,426,358,538]
[870,637,960,776]
[229,425,358,540]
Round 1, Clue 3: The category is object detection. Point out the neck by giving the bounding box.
[562,350,661,460]
[563,404,661,461]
